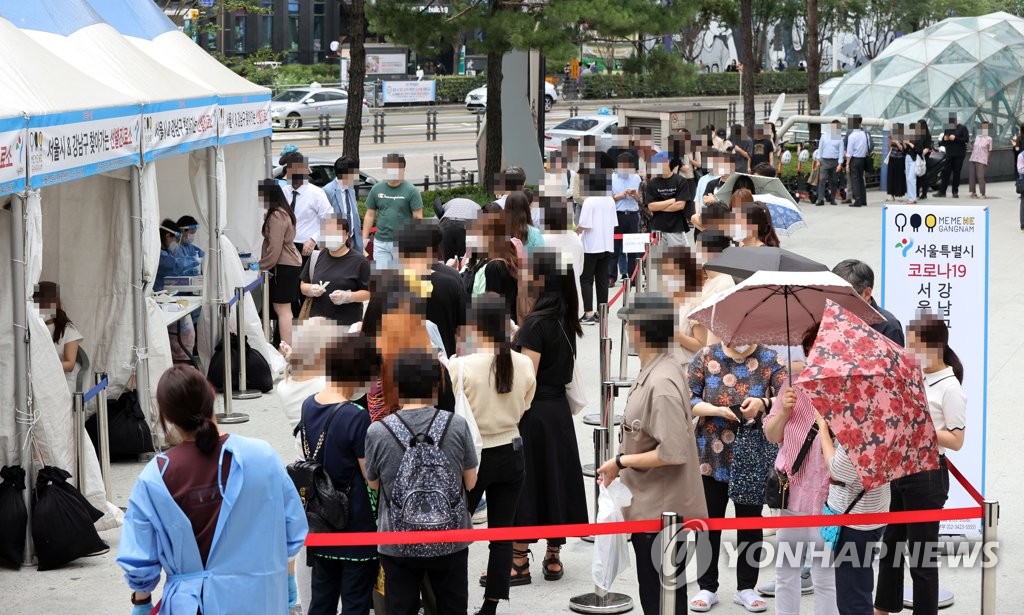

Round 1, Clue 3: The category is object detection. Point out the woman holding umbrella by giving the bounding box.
[733,202,781,248]
[874,315,966,615]
[688,340,785,612]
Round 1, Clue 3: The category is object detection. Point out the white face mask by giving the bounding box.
[324,235,346,251]
[39,308,56,321]
[651,164,665,175]
[662,276,685,293]
[729,223,747,240]
[466,235,483,250]
[617,170,630,179]
[730,344,753,354]
[981,129,989,136]
[385,167,401,181]
[718,166,728,176]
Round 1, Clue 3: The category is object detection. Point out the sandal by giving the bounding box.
[734,589,768,613]
[690,589,718,612]
[542,545,564,581]
[480,548,532,587]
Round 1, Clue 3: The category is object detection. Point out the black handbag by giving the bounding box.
[85,390,155,459]
[1015,177,1024,194]
[286,406,352,533]
[764,422,820,510]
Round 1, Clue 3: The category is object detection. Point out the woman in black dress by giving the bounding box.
[886,122,908,201]
[915,119,934,200]
[510,250,587,584]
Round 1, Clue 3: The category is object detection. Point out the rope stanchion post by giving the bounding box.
[261,270,271,342]
[660,512,679,615]
[583,306,623,429]
[216,300,249,424]
[618,274,630,379]
[647,231,662,292]
[95,372,111,498]
[981,499,999,615]
[72,391,87,492]
[233,286,261,401]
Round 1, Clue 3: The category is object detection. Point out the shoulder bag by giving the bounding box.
[286,405,352,533]
[764,421,820,510]
[298,249,322,322]
[820,489,867,553]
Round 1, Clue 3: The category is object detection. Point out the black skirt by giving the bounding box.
[269,264,301,304]
[514,387,588,537]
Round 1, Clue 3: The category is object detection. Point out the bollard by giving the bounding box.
[96,372,111,498]
[660,512,681,615]
[73,392,86,492]
[426,109,437,141]
[317,114,330,147]
[216,301,250,424]
[433,154,442,183]
[981,500,999,614]
[446,160,454,184]
[261,270,271,341]
[233,287,262,400]
[423,175,431,191]
[459,167,467,186]
[798,98,806,115]
[570,105,579,118]
[373,111,385,143]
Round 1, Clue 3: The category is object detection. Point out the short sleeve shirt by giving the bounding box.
[619,352,708,520]
[578,196,617,254]
[515,316,574,388]
[365,181,424,242]
[644,175,695,234]
[924,366,967,454]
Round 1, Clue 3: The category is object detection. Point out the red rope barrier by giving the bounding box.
[947,460,984,505]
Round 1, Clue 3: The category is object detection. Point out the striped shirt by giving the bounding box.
[827,444,890,531]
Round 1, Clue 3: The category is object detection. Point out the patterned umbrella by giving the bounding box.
[754,193,807,237]
[793,300,939,491]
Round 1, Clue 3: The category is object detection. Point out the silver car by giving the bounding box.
[271,87,368,130]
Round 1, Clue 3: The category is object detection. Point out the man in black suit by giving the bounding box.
[832,259,904,346]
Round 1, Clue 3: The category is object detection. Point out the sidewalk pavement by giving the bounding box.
[1,183,1020,614]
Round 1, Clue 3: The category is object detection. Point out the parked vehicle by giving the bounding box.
[543,114,618,152]
[271,87,369,130]
[465,81,559,112]
[272,157,379,200]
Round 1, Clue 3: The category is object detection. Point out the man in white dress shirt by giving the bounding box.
[278,150,333,314]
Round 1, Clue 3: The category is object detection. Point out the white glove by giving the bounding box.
[330,290,353,305]
[305,283,326,298]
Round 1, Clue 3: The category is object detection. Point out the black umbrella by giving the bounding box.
[704,246,829,283]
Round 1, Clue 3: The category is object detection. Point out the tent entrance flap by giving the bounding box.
[129,165,152,426]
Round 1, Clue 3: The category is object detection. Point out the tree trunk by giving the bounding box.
[806,0,821,143]
[740,0,756,133]
[342,0,367,163]
[484,50,503,194]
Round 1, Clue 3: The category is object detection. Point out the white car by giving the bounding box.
[543,114,619,152]
[271,87,369,130]
[465,81,559,112]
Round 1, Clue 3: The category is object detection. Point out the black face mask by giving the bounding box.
[291,174,306,188]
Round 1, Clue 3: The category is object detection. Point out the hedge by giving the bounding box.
[432,75,488,104]
[357,184,495,219]
[581,70,846,99]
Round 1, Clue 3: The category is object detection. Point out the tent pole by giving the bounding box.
[11,192,34,566]
[263,136,273,179]
[130,166,153,428]
[207,147,221,360]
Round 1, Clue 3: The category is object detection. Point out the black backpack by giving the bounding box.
[207,334,273,393]
[286,406,352,533]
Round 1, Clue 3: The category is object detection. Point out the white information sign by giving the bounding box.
[381,80,437,104]
[142,99,218,162]
[0,116,26,196]
[218,95,272,146]
[27,106,141,188]
[622,232,650,254]
[881,204,988,535]
[366,52,407,75]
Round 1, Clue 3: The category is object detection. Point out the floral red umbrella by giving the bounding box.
[793,300,939,490]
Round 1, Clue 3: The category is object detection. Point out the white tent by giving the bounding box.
[0,13,144,535]
[89,0,283,374]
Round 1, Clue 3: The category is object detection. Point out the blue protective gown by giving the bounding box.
[176,242,205,277]
[117,434,308,615]
[155,244,199,292]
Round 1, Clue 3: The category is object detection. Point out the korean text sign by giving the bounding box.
[881,205,988,535]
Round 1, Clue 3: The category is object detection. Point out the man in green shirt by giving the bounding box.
[362,153,424,269]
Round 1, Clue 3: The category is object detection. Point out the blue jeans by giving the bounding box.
[833,526,883,615]
[372,239,398,269]
[611,210,640,280]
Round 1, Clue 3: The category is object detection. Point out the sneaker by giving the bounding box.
[473,499,488,525]
[581,314,597,325]
[756,574,814,597]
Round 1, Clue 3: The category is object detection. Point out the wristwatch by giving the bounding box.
[130,592,152,606]
[615,453,626,470]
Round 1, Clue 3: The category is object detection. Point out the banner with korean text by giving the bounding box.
[217,94,272,147]
[0,115,26,196]
[27,105,141,188]
[881,205,988,535]
[381,80,437,104]
[142,97,218,162]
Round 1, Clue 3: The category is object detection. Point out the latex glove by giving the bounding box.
[288,572,298,607]
[305,283,326,298]
[130,604,152,615]
[330,290,353,305]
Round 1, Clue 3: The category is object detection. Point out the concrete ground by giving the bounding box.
[2,181,1020,613]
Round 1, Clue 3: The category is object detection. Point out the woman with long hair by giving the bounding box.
[915,119,934,201]
[504,190,545,255]
[655,246,705,364]
[451,294,537,614]
[875,314,966,615]
[463,213,521,324]
[117,365,307,615]
[33,281,82,392]
[509,251,587,584]
[734,201,781,247]
[260,179,303,347]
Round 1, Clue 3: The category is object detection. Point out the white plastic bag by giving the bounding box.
[453,358,484,469]
[593,480,633,592]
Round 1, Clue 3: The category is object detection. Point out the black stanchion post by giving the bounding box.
[660,512,680,615]
[233,286,261,401]
[95,372,111,498]
[982,500,999,614]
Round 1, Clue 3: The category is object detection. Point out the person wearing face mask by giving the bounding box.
[260,180,304,348]
[174,216,205,277]
[874,315,965,615]
[299,216,371,327]
[449,294,536,615]
[816,120,845,206]
[33,281,84,393]
[934,114,970,199]
[655,246,705,365]
[156,219,194,292]
[362,153,424,269]
[610,152,642,283]
[734,202,781,248]
[688,340,785,613]
[644,151,696,248]
[325,156,365,253]
[279,152,334,308]
[968,120,992,199]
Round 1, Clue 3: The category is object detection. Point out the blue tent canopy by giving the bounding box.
[85,0,176,40]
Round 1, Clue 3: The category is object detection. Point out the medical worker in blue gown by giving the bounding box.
[117,365,308,615]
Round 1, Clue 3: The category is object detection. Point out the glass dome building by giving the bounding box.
[822,12,1024,143]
